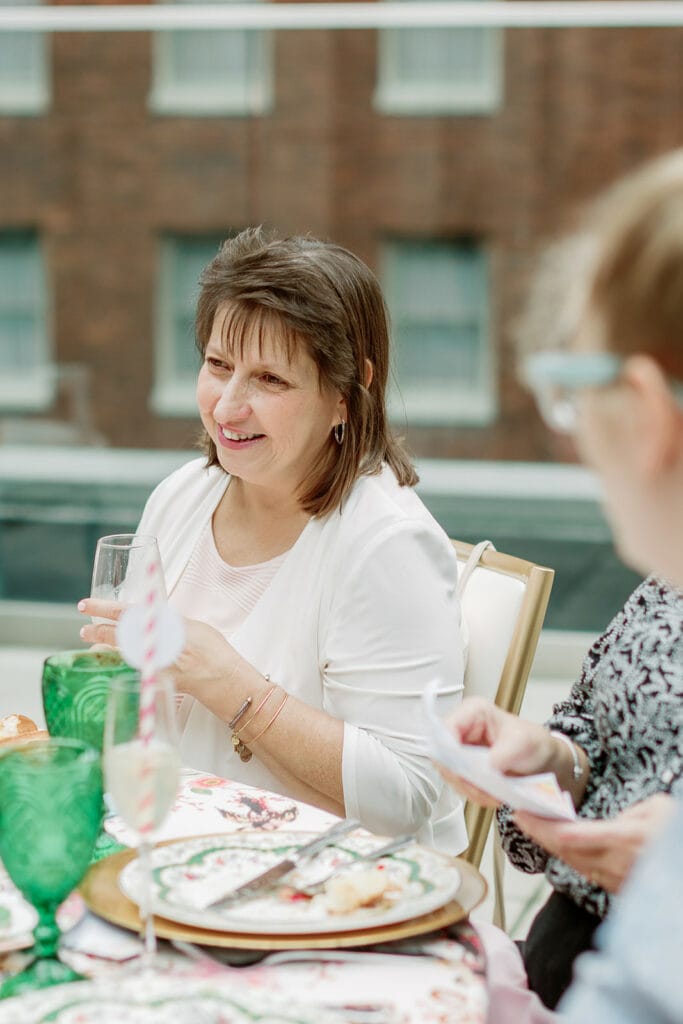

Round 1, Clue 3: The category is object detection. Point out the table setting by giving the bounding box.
[0,533,490,1022]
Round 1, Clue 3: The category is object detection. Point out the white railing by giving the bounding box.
[1,2,683,33]
[0,444,601,500]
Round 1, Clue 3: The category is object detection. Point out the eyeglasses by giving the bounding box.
[522,350,625,434]
[523,350,683,434]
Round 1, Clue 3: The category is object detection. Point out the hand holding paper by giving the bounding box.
[423,682,576,821]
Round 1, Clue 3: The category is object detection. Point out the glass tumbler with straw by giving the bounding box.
[103,672,180,965]
[42,649,140,861]
[0,738,103,997]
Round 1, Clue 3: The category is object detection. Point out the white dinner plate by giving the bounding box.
[118,831,461,935]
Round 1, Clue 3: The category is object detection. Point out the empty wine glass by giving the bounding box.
[42,649,139,861]
[0,738,103,997]
[103,672,180,965]
[90,534,166,622]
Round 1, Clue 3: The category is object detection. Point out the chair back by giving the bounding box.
[452,539,554,869]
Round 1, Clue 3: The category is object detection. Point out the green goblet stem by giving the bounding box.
[33,904,61,960]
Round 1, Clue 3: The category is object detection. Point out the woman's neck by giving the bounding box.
[212,476,311,567]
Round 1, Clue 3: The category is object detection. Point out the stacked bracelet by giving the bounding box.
[230,676,285,763]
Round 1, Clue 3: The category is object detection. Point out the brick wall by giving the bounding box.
[1,12,681,458]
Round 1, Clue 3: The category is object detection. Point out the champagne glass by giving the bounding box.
[103,673,180,964]
[42,649,139,861]
[0,738,103,997]
[90,534,166,620]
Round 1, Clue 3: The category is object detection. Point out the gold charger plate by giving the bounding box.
[80,840,487,951]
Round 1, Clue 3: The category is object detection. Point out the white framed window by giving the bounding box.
[149,0,272,116]
[384,239,496,426]
[0,0,50,115]
[375,0,502,116]
[152,233,225,416]
[0,232,54,410]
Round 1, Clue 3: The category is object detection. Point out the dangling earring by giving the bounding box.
[333,421,346,445]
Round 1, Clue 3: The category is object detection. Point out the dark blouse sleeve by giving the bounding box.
[496,624,612,871]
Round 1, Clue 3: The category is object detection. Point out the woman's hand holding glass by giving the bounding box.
[79,603,245,706]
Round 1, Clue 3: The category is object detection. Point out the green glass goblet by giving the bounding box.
[0,737,103,997]
[42,650,139,860]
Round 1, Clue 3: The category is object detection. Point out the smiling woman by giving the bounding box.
[80,227,466,852]
[196,304,347,511]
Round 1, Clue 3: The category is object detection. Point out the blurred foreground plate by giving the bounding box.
[0,962,337,1024]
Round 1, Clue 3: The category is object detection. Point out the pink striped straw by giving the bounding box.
[136,551,162,836]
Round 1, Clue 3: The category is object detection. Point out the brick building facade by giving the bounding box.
[1,7,682,461]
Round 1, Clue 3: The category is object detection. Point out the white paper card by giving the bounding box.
[423,682,576,820]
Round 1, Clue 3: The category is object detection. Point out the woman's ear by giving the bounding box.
[623,355,682,478]
[364,359,374,389]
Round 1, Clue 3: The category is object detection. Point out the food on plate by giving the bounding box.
[323,866,399,915]
[0,715,47,746]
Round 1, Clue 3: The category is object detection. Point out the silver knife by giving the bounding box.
[207,817,361,911]
[296,833,415,897]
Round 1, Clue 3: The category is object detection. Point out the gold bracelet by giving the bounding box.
[231,681,276,763]
[236,685,277,735]
[245,692,289,746]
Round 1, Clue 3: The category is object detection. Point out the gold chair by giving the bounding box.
[451,539,554,926]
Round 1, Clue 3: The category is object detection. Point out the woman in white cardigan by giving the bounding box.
[81,227,466,851]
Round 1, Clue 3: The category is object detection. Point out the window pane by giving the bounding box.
[395,320,481,387]
[172,239,222,376]
[376,0,500,114]
[151,0,270,114]
[0,0,48,110]
[385,240,492,421]
[395,29,489,84]
[0,234,45,372]
[167,31,253,86]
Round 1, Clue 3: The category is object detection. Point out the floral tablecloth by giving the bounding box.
[0,770,488,1024]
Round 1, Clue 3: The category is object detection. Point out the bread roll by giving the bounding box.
[0,714,47,746]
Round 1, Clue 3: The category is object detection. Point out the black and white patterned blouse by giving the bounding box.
[497,576,683,919]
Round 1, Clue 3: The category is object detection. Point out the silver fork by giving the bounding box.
[293,833,414,897]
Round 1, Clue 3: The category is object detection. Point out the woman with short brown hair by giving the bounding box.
[81,227,466,850]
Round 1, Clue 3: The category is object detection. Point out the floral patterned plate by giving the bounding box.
[119,831,462,935]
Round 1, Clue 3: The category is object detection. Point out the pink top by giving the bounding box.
[171,520,286,720]
[171,519,287,639]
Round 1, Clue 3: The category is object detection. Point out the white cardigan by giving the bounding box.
[138,458,467,852]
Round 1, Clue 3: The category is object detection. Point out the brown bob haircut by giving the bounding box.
[195,227,417,516]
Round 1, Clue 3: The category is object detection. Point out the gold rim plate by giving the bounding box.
[80,836,487,951]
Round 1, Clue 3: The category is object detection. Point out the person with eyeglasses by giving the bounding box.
[441,151,683,1016]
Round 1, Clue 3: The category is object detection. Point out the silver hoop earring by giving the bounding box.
[333,422,346,445]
